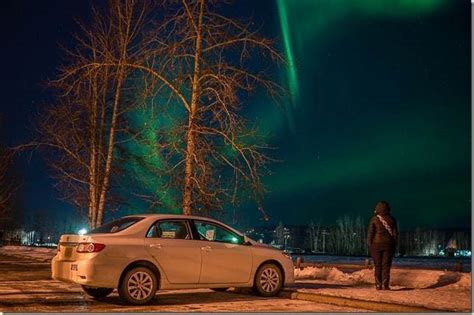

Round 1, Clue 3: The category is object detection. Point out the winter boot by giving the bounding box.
[375,279,382,290]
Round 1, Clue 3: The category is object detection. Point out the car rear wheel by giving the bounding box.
[211,288,229,292]
[118,266,158,305]
[81,286,114,299]
[253,263,283,297]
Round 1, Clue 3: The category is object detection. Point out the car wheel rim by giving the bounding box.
[259,267,279,293]
[127,271,153,300]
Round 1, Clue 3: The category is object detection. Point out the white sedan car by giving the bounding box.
[52,214,294,304]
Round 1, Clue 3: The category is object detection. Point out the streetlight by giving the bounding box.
[78,228,88,235]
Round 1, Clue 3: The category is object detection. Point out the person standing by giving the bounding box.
[367,201,398,290]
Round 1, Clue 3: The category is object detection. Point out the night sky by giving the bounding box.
[0,0,471,230]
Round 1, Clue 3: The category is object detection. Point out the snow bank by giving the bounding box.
[294,266,471,289]
[295,266,351,282]
[0,245,56,262]
[449,272,471,289]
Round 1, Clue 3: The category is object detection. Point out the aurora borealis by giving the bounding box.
[0,0,471,231]
[252,0,470,229]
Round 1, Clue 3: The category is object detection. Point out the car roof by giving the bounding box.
[123,213,243,235]
[123,213,217,221]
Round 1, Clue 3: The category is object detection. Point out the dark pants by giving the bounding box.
[370,243,395,288]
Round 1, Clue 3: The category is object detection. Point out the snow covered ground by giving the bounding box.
[0,252,365,312]
[294,265,471,289]
[300,254,472,272]
[0,246,471,312]
[0,280,365,312]
[294,266,471,312]
[0,246,56,262]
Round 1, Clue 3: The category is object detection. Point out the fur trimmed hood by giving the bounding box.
[375,201,391,215]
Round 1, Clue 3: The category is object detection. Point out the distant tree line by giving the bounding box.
[265,216,471,257]
[1,210,86,246]
[398,228,471,257]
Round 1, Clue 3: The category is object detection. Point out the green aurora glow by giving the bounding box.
[260,0,470,228]
[119,0,470,229]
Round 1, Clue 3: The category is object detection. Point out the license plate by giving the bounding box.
[71,264,78,271]
[64,247,73,258]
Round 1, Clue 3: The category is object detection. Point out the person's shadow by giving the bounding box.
[288,282,361,290]
[426,272,462,289]
[389,287,414,291]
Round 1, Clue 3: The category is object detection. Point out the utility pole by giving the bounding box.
[283,227,290,250]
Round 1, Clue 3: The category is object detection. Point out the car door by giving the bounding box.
[144,219,202,284]
[193,220,252,284]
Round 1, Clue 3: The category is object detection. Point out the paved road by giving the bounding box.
[0,254,367,312]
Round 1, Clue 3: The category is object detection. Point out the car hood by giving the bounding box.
[249,240,280,251]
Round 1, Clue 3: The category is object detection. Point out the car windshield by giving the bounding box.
[89,217,144,234]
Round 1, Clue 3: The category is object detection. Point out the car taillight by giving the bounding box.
[76,243,106,253]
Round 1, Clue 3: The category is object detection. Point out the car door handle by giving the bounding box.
[201,246,212,252]
[149,244,162,249]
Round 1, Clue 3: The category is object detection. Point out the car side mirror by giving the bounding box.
[243,235,252,246]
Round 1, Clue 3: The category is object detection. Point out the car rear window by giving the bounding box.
[89,217,144,234]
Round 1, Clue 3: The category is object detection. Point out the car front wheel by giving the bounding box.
[118,266,158,305]
[253,263,283,297]
[82,286,114,299]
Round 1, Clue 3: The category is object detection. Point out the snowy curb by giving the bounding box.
[279,289,440,312]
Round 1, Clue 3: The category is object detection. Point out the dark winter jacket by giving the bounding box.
[367,214,398,247]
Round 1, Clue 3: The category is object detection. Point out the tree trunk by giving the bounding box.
[88,169,97,228]
[88,74,98,229]
[182,0,205,216]
[93,68,108,228]
[95,67,124,227]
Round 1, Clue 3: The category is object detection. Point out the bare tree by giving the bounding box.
[23,0,282,225]
[308,220,321,252]
[0,145,16,221]
[0,115,18,227]
[274,221,285,247]
[140,0,284,217]
[21,0,155,228]
[324,216,369,256]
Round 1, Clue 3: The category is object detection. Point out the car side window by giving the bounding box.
[147,220,190,240]
[194,220,243,244]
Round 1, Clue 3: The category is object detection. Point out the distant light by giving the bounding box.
[78,228,88,235]
[231,237,239,243]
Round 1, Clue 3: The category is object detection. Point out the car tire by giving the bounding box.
[118,266,158,305]
[81,286,114,299]
[210,288,229,292]
[253,263,283,297]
